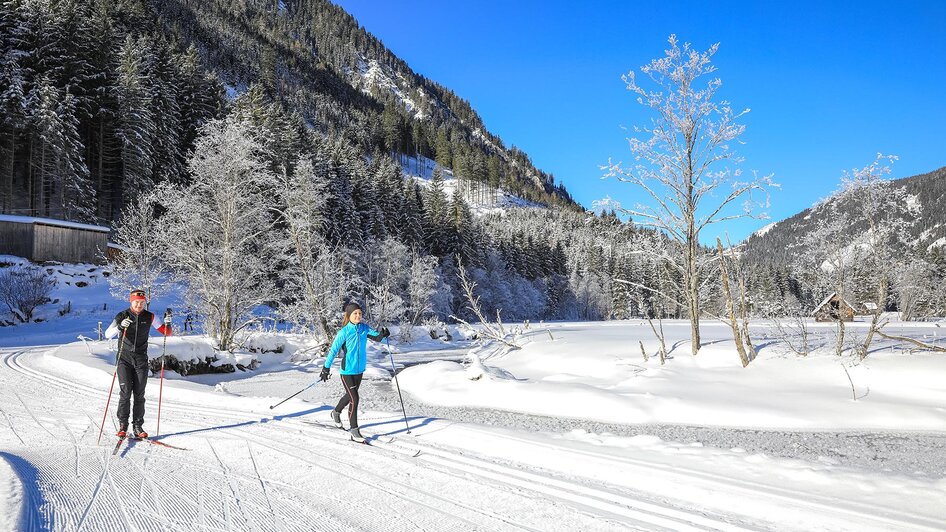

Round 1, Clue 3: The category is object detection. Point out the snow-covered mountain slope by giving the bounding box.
[400,154,546,216]
[743,165,946,264]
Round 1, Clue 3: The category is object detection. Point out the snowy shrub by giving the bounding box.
[0,266,57,322]
[423,317,452,341]
[108,191,168,301]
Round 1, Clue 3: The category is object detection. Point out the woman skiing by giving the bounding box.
[320,302,389,443]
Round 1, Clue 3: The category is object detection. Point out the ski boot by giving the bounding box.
[132,424,148,439]
[331,410,343,429]
[116,422,129,438]
[350,427,366,444]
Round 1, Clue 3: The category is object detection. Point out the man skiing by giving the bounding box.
[321,302,389,443]
[105,289,172,439]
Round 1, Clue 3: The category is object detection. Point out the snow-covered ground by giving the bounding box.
[1,258,945,530]
[1,316,945,530]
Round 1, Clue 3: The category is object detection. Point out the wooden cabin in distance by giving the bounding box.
[0,215,109,264]
[813,292,855,322]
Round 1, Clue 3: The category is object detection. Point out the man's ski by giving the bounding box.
[111,436,126,456]
[132,437,189,451]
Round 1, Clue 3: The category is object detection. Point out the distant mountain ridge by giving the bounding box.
[152,0,575,208]
[743,165,946,265]
[0,0,577,224]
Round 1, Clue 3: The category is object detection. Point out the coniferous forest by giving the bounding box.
[3,0,946,344]
[0,0,649,337]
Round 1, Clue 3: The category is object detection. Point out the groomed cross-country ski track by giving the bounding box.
[1,346,943,532]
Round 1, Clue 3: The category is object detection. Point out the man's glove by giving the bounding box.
[319,366,331,382]
[164,314,172,325]
[120,317,133,328]
[379,326,390,339]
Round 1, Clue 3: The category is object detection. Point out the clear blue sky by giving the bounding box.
[334,0,946,242]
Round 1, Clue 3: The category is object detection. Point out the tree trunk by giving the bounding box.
[686,223,701,355]
[28,136,34,215]
[97,119,105,220]
[717,238,749,367]
[860,277,889,359]
[5,133,14,213]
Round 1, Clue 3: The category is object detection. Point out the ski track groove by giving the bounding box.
[230,425,540,532]
[12,389,58,439]
[453,424,946,532]
[101,450,140,532]
[0,347,777,530]
[124,443,174,526]
[5,346,939,531]
[246,441,287,532]
[375,432,755,532]
[0,406,25,444]
[73,450,110,532]
[122,456,231,532]
[295,418,743,530]
[54,417,83,482]
[208,438,279,532]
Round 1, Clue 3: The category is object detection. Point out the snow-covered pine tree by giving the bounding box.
[147,42,184,187]
[448,185,475,263]
[398,180,426,250]
[424,166,449,255]
[27,77,93,220]
[276,154,352,340]
[115,35,155,207]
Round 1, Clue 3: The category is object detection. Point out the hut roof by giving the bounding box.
[813,292,855,314]
[0,214,110,233]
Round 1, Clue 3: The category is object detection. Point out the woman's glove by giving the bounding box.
[319,366,331,382]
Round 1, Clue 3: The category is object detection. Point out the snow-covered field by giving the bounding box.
[1,257,945,530]
[1,314,945,530]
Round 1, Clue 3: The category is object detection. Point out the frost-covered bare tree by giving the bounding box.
[602,35,773,355]
[275,155,354,341]
[108,192,167,303]
[791,203,860,357]
[834,155,918,358]
[157,116,279,351]
[453,257,521,350]
[716,237,755,367]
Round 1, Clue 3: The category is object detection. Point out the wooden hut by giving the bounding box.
[813,292,855,322]
[0,215,110,264]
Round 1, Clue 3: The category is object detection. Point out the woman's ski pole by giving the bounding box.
[269,380,319,410]
[385,338,411,434]
[156,308,171,436]
[97,329,127,445]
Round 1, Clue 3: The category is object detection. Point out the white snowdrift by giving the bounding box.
[0,455,24,532]
[398,320,946,431]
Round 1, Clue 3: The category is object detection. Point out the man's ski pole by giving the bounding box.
[156,308,171,437]
[385,338,411,434]
[269,380,319,410]
[97,329,127,445]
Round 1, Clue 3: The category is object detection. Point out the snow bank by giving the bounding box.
[0,455,24,532]
[398,320,946,431]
